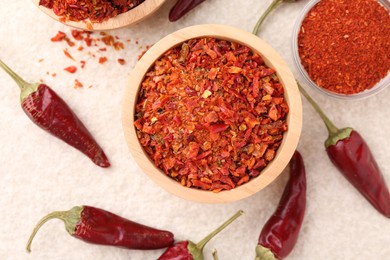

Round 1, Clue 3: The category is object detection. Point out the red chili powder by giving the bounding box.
[298,0,390,95]
[134,38,289,192]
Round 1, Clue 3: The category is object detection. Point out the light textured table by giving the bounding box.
[0,1,389,259]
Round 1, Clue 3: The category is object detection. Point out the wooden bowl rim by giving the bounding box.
[31,0,167,31]
[122,24,302,203]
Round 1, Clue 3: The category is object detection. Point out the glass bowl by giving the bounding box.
[292,0,390,100]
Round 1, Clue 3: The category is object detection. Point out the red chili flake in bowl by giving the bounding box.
[298,0,390,95]
[39,0,145,23]
[134,37,289,192]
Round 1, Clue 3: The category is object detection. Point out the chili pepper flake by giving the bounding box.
[64,66,77,73]
[99,57,108,64]
[118,58,126,65]
[51,31,66,42]
[74,79,83,89]
[39,0,145,23]
[63,48,75,61]
[134,37,289,192]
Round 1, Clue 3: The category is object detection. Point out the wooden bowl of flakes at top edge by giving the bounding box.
[122,24,302,203]
[31,0,167,31]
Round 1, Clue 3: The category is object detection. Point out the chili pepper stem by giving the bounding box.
[26,206,83,253]
[255,245,277,260]
[252,0,283,35]
[212,248,219,260]
[188,210,244,259]
[297,82,353,147]
[0,59,39,102]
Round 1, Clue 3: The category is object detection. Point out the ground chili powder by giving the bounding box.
[134,38,289,192]
[298,0,390,95]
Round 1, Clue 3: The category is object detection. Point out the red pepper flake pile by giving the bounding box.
[39,0,145,23]
[134,37,289,192]
[298,0,390,95]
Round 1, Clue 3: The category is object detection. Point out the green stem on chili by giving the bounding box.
[26,207,83,252]
[158,210,243,260]
[297,82,352,147]
[192,210,243,253]
[212,248,219,260]
[253,0,282,35]
[0,59,38,102]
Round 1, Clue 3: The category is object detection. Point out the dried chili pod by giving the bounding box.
[253,0,300,35]
[158,210,243,260]
[298,84,390,218]
[169,0,206,22]
[256,151,306,260]
[0,59,110,168]
[26,205,174,252]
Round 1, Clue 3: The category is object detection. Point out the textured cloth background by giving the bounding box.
[0,0,389,259]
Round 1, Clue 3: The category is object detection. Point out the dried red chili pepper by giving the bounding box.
[26,205,174,252]
[299,84,390,217]
[158,210,243,260]
[0,59,110,168]
[256,151,306,260]
[252,0,299,35]
[169,0,206,22]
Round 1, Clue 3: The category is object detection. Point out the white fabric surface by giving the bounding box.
[0,0,389,259]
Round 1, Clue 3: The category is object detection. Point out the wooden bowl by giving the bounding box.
[122,24,302,203]
[32,0,167,31]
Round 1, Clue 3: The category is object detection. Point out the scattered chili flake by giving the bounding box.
[298,0,390,95]
[74,79,83,89]
[137,45,152,60]
[118,58,126,65]
[63,48,75,61]
[84,36,93,47]
[65,38,75,47]
[102,35,115,46]
[134,37,289,192]
[99,57,108,64]
[99,48,107,51]
[77,46,84,51]
[64,66,77,73]
[71,30,84,41]
[52,73,57,77]
[51,31,66,42]
[80,60,86,69]
[39,0,145,23]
